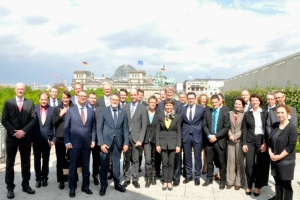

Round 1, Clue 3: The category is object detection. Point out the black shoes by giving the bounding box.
[115,184,126,192]
[36,181,41,188]
[107,173,113,180]
[145,178,151,188]
[81,188,93,194]
[100,186,107,196]
[132,181,140,188]
[7,190,14,199]
[93,176,100,185]
[22,186,35,194]
[183,177,193,184]
[42,179,48,187]
[152,176,157,185]
[173,180,180,186]
[219,181,225,190]
[195,178,200,186]
[268,196,276,200]
[59,182,64,190]
[122,180,131,187]
[69,190,76,198]
[202,179,213,186]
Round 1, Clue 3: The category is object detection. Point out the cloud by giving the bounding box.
[23,15,49,26]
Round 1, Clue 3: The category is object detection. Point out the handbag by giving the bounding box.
[62,149,82,175]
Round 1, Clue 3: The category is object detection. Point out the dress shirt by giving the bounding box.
[39,105,48,124]
[268,105,276,112]
[186,104,195,121]
[49,98,58,107]
[88,104,96,111]
[250,107,264,135]
[104,96,110,107]
[77,105,87,122]
[15,96,24,106]
[110,106,119,118]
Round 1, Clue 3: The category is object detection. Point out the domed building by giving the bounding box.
[112,64,136,81]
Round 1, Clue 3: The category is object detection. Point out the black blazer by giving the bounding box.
[202,107,230,150]
[269,122,298,180]
[52,102,74,138]
[143,111,159,144]
[242,109,268,145]
[156,113,181,150]
[1,98,37,142]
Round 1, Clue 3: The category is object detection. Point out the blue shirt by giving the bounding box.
[208,107,220,138]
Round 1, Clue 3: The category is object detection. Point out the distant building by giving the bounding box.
[223,51,300,91]
[183,79,225,97]
[31,83,51,90]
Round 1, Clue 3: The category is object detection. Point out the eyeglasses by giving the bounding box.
[79,95,87,98]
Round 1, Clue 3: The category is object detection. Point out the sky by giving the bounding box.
[0,0,300,86]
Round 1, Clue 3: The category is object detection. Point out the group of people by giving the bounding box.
[1,82,298,200]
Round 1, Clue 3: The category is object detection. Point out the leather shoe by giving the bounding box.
[226,185,232,189]
[36,181,41,188]
[115,184,126,192]
[152,176,156,185]
[107,173,113,180]
[183,177,193,184]
[42,179,48,187]
[202,179,213,186]
[22,186,35,194]
[122,180,131,187]
[268,196,276,200]
[132,181,140,188]
[195,178,200,186]
[173,180,180,186]
[7,190,14,199]
[69,190,75,198]
[219,181,225,190]
[59,182,64,190]
[93,176,99,185]
[100,186,107,196]
[81,188,93,194]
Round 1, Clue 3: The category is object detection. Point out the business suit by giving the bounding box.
[49,98,61,107]
[97,106,129,187]
[33,105,54,182]
[96,96,110,108]
[269,122,297,199]
[226,111,245,187]
[1,97,37,190]
[64,105,96,192]
[143,111,159,179]
[71,96,78,105]
[181,104,205,179]
[123,102,147,182]
[241,109,268,189]
[156,113,181,183]
[202,107,230,184]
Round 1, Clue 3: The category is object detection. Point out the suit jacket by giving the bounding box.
[49,98,61,107]
[97,106,129,149]
[202,107,230,150]
[64,105,96,148]
[228,111,245,142]
[157,99,183,115]
[143,111,159,144]
[123,102,147,143]
[96,96,109,108]
[181,105,205,144]
[156,113,181,150]
[33,105,55,145]
[242,109,268,145]
[269,122,298,180]
[71,96,77,105]
[52,102,74,138]
[140,101,148,106]
[1,98,37,142]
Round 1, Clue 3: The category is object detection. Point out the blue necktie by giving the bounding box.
[53,100,56,107]
[113,109,118,127]
[211,109,216,134]
[189,105,193,123]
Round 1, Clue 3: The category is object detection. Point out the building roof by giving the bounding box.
[111,64,136,80]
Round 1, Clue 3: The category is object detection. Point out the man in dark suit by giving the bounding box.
[202,94,230,190]
[178,91,187,105]
[49,86,61,107]
[97,93,129,195]
[87,92,100,185]
[1,82,37,199]
[122,88,147,188]
[64,90,96,198]
[241,90,252,112]
[96,83,112,108]
[157,86,183,186]
[137,88,148,106]
[71,83,83,105]
[33,92,55,188]
[181,92,205,186]
[119,88,128,108]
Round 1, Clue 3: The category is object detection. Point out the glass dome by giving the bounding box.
[112,64,136,81]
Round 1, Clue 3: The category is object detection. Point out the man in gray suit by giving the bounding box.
[96,83,112,108]
[122,88,147,188]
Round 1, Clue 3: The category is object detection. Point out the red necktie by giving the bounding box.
[18,99,22,112]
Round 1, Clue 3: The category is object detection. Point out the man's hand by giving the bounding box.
[14,130,25,139]
[135,141,142,147]
[66,144,73,149]
[242,145,248,153]
[101,144,109,153]
[156,146,161,153]
[123,145,128,153]
[175,146,180,153]
[91,142,95,148]
[209,135,217,143]
[260,143,266,152]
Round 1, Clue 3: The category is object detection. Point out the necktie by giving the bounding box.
[18,99,22,112]
[41,108,46,125]
[211,110,216,134]
[80,107,85,125]
[189,105,193,123]
[113,109,118,127]
[53,100,56,107]
[131,103,136,119]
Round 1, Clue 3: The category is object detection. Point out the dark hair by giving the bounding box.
[62,91,71,98]
[197,93,209,105]
[39,92,48,99]
[111,92,120,99]
[276,103,291,115]
[234,97,246,107]
[89,92,96,96]
[137,88,144,94]
[187,92,196,98]
[120,88,128,95]
[211,94,220,101]
[148,95,157,103]
[164,98,175,106]
[250,93,263,107]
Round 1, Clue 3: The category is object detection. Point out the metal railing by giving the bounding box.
[0,123,6,164]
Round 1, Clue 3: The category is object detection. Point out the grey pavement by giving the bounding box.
[0,149,299,200]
